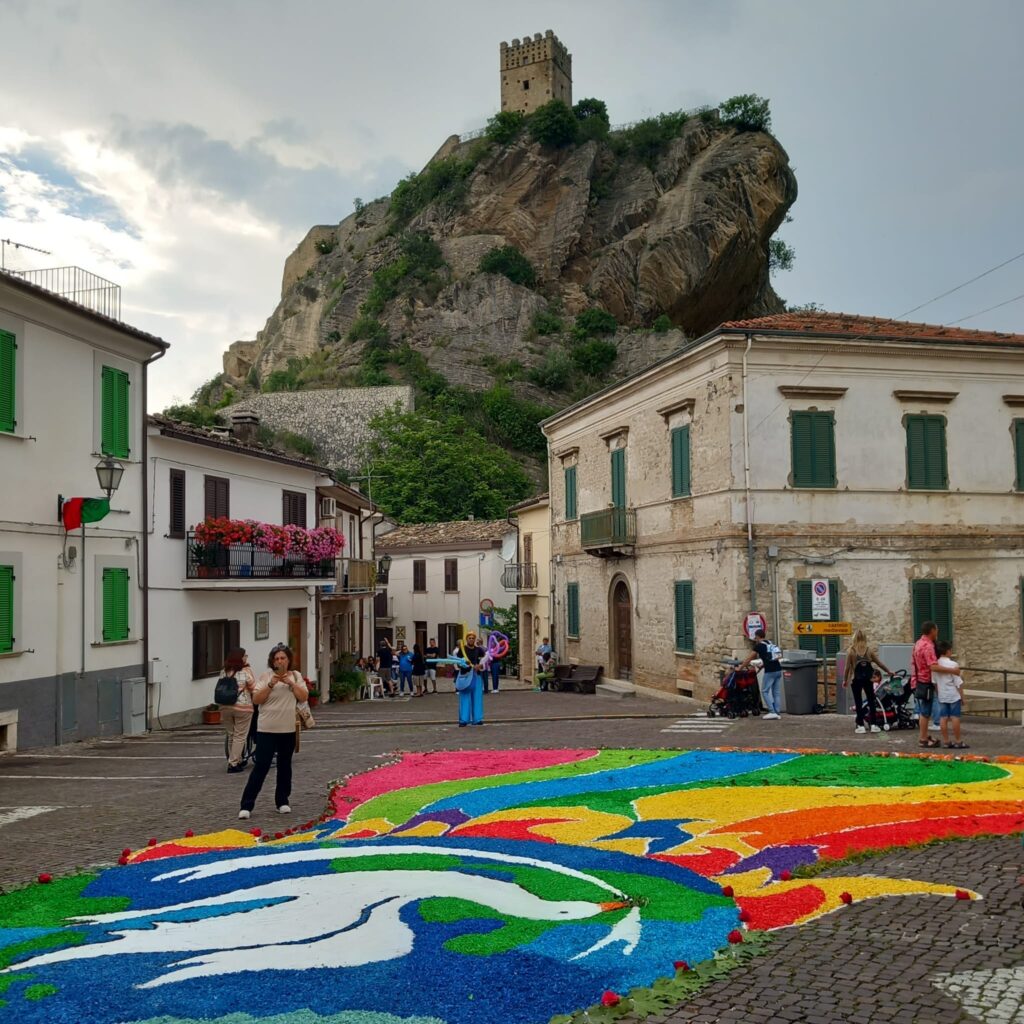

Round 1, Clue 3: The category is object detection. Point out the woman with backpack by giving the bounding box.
[219,648,256,773]
[842,629,893,734]
[740,629,784,720]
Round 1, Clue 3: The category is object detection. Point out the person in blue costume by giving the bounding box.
[456,631,486,727]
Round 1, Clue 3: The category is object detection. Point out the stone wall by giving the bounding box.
[224,386,413,473]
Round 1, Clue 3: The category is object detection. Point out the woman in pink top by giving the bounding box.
[238,644,308,820]
[222,649,256,773]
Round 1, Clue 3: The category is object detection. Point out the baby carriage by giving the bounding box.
[708,659,763,718]
[870,669,915,731]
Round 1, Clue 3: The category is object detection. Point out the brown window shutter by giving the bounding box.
[226,619,240,656]
[204,476,229,520]
[282,490,306,527]
[169,469,186,538]
[192,623,203,679]
[444,559,458,591]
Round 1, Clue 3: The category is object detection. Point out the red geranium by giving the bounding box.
[600,991,621,1007]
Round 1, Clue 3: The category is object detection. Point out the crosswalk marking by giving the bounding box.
[661,714,734,734]
[0,806,60,828]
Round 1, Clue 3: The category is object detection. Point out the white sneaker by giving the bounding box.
[855,725,866,734]
[929,722,942,732]
[763,712,779,720]
[277,805,291,814]
[870,725,882,733]
[238,809,250,820]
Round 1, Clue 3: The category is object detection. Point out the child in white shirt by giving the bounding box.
[933,640,967,749]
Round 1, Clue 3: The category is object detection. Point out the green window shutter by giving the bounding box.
[0,330,16,433]
[911,579,953,642]
[102,567,130,642]
[610,448,626,508]
[567,582,580,637]
[674,580,694,652]
[564,465,577,520]
[795,579,841,658]
[791,411,836,488]
[671,426,691,497]
[0,565,14,654]
[101,366,131,458]
[1014,420,1024,492]
[906,415,947,490]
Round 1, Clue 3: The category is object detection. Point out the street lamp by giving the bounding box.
[376,552,392,584]
[94,456,125,498]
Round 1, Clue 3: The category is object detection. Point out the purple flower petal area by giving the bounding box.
[724,845,818,877]
[392,810,470,833]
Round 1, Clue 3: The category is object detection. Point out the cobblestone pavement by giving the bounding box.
[1,690,1021,1023]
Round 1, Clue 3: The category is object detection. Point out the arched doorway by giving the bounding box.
[611,580,632,681]
[523,610,534,679]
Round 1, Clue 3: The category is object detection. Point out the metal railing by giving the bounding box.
[958,666,1024,719]
[9,266,121,319]
[186,533,334,580]
[580,507,637,549]
[336,557,376,594]
[501,562,538,591]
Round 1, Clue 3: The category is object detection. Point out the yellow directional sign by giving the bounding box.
[794,621,853,636]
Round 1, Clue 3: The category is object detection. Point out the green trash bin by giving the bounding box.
[780,654,819,714]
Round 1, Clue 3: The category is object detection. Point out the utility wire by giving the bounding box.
[945,291,1024,326]
[897,249,1024,321]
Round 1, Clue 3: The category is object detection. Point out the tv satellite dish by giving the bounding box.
[500,534,518,560]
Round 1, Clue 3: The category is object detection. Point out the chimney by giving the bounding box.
[230,412,260,444]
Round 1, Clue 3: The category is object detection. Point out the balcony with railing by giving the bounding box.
[186,533,335,582]
[579,507,637,556]
[7,265,122,319]
[501,562,538,591]
[332,557,377,595]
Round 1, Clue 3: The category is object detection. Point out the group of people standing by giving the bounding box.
[218,643,309,820]
[361,636,505,699]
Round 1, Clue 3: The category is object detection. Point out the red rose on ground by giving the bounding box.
[250,828,262,837]
[184,830,194,838]
[38,873,53,883]
[955,889,971,900]
[840,892,853,904]
[780,870,792,881]
[117,856,129,866]
[738,909,751,922]
[275,832,284,839]
[600,991,621,1007]
[147,838,157,847]
[721,885,734,897]
[727,929,743,944]
[121,848,131,857]
[674,960,689,971]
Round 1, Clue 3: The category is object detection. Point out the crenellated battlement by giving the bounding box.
[499,29,573,115]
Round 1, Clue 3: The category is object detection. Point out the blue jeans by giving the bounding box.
[398,670,413,694]
[761,670,783,715]
[458,672,484,725]
[489,661,501,692]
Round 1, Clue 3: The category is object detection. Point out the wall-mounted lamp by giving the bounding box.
[94,456,125,498]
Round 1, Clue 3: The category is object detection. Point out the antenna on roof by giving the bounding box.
[1,238,51,271]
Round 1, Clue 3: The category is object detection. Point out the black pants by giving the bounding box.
[851,677,874,726]
[240,731,295,811]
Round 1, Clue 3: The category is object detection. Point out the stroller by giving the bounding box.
[870,669,915,731]
[708,659,763,718]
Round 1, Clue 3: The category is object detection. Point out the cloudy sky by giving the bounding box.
[2,0,1022,410]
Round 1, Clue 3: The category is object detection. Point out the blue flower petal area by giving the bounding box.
[0,927,57,946]
[420,750,797,819]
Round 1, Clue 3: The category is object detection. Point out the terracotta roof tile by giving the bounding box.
[720,311,1024,346]
[378,519,512,549]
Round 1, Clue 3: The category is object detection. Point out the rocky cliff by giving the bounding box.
[221,115,797,399]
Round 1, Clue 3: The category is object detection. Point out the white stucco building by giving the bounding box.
[503,494,552,683]
[542,311,1024,702]
[147,414,335,726]
[376,520,517,658]
[0,271,168,750]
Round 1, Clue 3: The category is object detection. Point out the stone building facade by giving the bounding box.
[500,30,572,115]
[504,494,551,683]
[541,312,1024,703]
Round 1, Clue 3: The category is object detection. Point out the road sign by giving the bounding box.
[794,621,853,636]
[811,579,831,620]
[743,612,766,640]
[480,598,495,613]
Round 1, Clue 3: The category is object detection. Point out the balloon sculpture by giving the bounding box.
[480,631,510,671]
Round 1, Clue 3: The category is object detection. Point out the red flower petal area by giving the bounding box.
[130,842,241,863]
[736,886,826,930]
[328,749,599,817]
[653,848,741,876]
[811,812,1024,862]
[450,817,571,843]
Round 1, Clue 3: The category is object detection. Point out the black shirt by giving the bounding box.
[754,641,781,673]
[377,646,393,668]
[425,645,440,662]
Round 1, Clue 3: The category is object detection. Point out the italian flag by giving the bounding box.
[62,497,111,531]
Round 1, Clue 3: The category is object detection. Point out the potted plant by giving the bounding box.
[304,677,320,707]
[202,703,221,725]
[330,668,364,703]
[190,542,218,578]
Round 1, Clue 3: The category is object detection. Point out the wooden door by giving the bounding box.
[613,582,632,680]
[288,608,305,672]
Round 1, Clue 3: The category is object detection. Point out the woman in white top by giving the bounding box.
[222,648,256,773]
[239,644,308,820]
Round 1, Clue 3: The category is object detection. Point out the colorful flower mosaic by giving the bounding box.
[1,748,1022,1024]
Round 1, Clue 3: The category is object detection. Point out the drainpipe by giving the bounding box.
[742,333,756,611]
[141,345,167,732]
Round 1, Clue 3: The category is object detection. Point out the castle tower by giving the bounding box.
[499,29,572,115]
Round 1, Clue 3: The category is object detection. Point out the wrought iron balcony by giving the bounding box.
[579,507,637,556]
[334,557,376,594]
[501,562,538,591]
[186,534,335,580]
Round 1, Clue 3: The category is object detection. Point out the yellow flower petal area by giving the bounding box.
[449,806,641,851]
[324,817,392,840]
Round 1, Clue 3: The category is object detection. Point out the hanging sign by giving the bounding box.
[811,579,831,620]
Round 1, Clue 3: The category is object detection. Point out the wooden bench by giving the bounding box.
[549,664,604,695]
[962,688,1024,725]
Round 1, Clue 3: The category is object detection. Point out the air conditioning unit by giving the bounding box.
[319,497,337,519]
